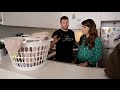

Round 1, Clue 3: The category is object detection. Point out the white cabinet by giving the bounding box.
[2,12,62,29]
[100,12,116,21]
[99,12,120,27]
[94,12,120,21]
[0,12,3,24]
[0,12,1,20]
[62,12,101,29]
[115,12,120,20]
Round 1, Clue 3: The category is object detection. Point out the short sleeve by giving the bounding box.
[52,30,57,38]
[72,32,76,43]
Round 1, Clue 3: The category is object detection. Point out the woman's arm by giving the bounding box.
[88,38,103,66]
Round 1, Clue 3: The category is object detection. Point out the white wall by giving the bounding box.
[0,12,2,19]
[56,12,62,29]
[115,12,120,20]
[0,12,2,20]
[3,12,62,29]
[62,12,100,29]
[2,12,120,29]
[62,12,120,29]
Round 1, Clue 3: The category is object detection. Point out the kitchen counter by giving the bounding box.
[0,68,36,79]
[0,55,109,79]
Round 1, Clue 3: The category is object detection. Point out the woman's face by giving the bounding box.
[82,25,90,35]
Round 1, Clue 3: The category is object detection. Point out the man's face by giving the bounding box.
[60,19,69,30]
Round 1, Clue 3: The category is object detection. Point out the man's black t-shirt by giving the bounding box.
[52,29,76,63]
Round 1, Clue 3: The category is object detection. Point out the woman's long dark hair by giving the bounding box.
[79,19,98,49]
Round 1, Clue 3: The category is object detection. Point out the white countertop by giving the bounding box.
[0,55,108,79]
[0,68,36,79]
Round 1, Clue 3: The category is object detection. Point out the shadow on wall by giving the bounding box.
[74,30,83,42]
[0,25,99,43]
[0,25,56,38]
[73,29,100,42]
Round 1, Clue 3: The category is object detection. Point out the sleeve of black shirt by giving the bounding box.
[72,31,77,47]
[52,30,62,40]
[73,31,76,43]
[52,29,61,38]
[52,31,57,38]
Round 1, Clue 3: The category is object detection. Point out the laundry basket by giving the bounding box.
[6,37,52,71]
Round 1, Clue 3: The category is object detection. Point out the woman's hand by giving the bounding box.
[79,62,88,67]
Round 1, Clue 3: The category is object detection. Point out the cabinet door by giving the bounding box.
[0,12,2,24]
[2,12,61,29]
[115,12,120,20]
[100,12,116,21]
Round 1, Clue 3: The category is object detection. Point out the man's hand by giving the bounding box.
[52,35,60,44]
[50,35,60,48]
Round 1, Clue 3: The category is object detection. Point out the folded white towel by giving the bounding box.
[30,32,51,41]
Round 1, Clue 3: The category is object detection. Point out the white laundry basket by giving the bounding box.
[8,37,53,71]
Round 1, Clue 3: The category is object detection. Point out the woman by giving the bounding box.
[76,19,103,67]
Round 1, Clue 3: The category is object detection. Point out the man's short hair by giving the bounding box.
[60,16,69,22]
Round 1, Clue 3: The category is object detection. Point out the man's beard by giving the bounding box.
[62,27,68,30]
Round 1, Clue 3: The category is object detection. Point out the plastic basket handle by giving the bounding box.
[21,35,30,37]
[23,37,42,43]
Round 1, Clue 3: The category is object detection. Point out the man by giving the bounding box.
[50,16,76,63]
